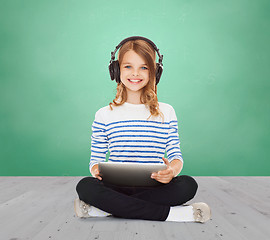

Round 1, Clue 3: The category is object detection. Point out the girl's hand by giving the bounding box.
[151,157,175,184]
[91,165,102,181]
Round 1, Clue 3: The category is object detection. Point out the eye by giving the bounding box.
[142,66,148,70]
[124,65,131,69]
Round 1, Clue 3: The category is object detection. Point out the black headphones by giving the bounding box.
[109,36,163,85]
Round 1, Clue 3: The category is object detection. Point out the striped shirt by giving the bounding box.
[89,102,183,173]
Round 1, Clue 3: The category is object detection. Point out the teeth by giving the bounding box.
[129,79,142,82]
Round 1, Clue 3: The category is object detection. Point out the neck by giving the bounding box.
[126,89,142,104]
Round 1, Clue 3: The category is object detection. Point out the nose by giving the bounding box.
[132,68,139,76]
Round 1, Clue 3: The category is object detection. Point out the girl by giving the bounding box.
[75,36,211,223]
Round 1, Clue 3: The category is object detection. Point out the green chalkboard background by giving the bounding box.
[0,0,269,176]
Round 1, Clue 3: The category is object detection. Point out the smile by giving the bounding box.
[128,79,142,83]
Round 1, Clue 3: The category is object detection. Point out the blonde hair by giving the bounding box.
[108,39,164,122]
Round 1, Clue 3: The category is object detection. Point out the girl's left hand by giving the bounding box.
[151,157,175,184]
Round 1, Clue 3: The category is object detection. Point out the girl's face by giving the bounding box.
[120,50,150,96]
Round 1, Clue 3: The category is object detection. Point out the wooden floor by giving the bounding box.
[0,176,269,240]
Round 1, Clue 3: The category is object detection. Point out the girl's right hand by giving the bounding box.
[91,165,102,181]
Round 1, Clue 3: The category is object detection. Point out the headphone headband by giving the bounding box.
[110,36,163,65]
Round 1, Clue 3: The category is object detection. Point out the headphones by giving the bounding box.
[109,36,163,85]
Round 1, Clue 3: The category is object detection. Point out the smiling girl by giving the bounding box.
[74,36,211,223]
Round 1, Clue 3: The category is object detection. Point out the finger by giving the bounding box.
[151,172,159,178]
[158,169,171,175]
[151,172,162,179]
[152,172,172,180]
[162,157,170,166]
[152,168,173,178]
[97,175,102,181]
[156,174,172,181]
[153,176,172,184]
[159,167,174,175]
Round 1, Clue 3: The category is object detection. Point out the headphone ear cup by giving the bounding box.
[114,60,120,83]
[155,63,163,85]
[109,60,121,83]
[109,61,115,81]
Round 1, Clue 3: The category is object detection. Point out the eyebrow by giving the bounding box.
[122,62,147,65]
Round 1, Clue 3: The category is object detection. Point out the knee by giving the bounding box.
[76,177,104,206]
[182,175,198,198]
[76,176,96,195]
[176,175,198,200]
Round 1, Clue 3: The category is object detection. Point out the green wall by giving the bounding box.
[0,0,269,176]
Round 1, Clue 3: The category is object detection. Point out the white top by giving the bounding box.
[89,102,183,173]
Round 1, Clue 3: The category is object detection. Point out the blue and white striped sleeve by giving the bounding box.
[89,109,109,174]
[165,106,184,164]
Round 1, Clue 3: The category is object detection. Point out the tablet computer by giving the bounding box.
[98,162,167,187]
